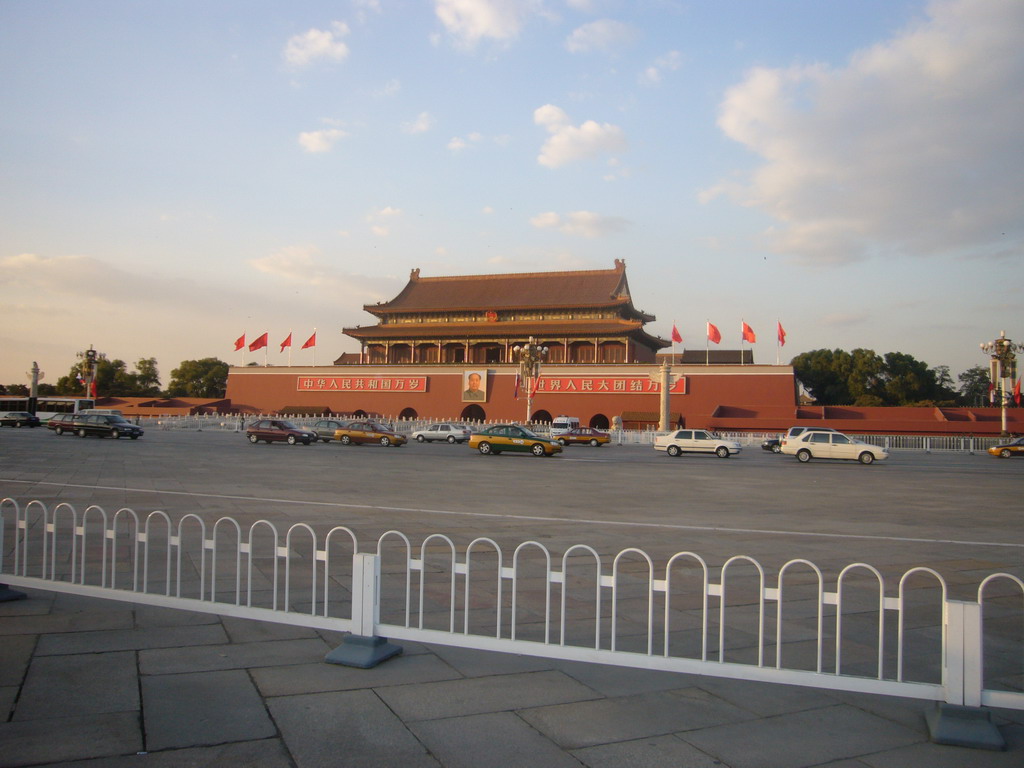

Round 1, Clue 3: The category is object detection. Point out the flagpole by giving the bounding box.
[287,329,292,367]
[776,319,780,366]
[740,318,745,366]
[706,320,710,366]
[312,328,317,367]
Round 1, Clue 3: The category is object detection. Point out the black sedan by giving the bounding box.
[761,437,782,453]
[1,411,42,427]
[70,414,144,439]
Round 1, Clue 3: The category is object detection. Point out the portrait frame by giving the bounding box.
[461,369,488,403]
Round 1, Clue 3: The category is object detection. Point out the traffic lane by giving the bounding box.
[2,429,1021,574]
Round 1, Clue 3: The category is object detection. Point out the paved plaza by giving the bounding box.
[1,427,1022,766]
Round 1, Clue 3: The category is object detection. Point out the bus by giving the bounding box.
[0,396,96,420]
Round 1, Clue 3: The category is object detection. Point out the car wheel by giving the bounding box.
[858,452,875,465]
[531,443,546,456]
[55,426,64,435]
[286,435,297,445]
[1000,448,1012,458]
[772,444,782,454]
[416,435,426,442]
[667,445,681,457]
[15,422,22,428]
[111,429,121,439]
[447,435,457,444]
[797,449,812,463]
[558,438,567,446]
[380,436,391,447]
[478,441,492,455]
[248,434,259,444]
[590,439,600,447]
[716,446,730,458]
[341,435,351,445]
[77,428,88,438]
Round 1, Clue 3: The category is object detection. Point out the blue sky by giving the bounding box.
[2,0,1021,388]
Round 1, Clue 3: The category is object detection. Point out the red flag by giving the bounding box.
[90,380,97,397]
[248,332,268,352]
[301,331,316,350]
[1015,378,1021,406]
[777,321,786,347]
[671,324,683,344]
[741,322,756,344]
[513,373,520,400]
[234,334,245,351]
[707,322,721,344]
[279,333,292,352]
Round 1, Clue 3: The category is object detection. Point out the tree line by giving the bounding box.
[0,358,229,399]
[791,348,995,407]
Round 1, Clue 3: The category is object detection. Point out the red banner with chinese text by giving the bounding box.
[533,376,686,394]
[297,376,427,392]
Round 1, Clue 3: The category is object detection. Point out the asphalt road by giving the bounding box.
[2,426,1021,595]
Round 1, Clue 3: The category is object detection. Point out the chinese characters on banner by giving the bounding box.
[534,377,686,394]
[297,377,427,392]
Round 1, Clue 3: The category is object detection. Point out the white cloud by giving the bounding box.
[447,132,483,151]
[365,206,402,237]
[706,0,1024,265]
[530,210,628,238]
[298,128,348,153]
[434,0,533,47]
[565,19,638,54]
[639,50,682,86]
[283,22,351,68]
[533,104,627,168]
[376,78,401,97]
[402,112,435,134]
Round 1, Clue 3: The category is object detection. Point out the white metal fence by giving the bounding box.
[2,498,1021,712]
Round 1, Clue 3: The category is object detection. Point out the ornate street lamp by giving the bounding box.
[512,337,548,423]
[76,345,106,399]
[979,331,1022,436]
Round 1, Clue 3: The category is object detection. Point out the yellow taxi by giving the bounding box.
[555,427,610,447]
[469,424,562,457]
[332,420,407,447]
[988,436,1024,458]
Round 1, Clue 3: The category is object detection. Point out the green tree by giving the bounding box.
[792,348,954,406]
[53,357,163,397]
[2,384,29,396]
[168,358,229,398]
[958,365,991,406]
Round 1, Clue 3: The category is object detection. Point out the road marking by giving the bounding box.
[3,478,1022,549]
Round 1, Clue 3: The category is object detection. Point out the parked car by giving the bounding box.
[310,419,350,443]
[70,413,144,439]
[469,425,562,456]
[988,436,1024,458]
[555,427,610,447]
[411,423,472,443]
[0,411,41,427]
[654,429,741,458]
[246,419,315,445]
[48,413,77,435]
[332,420,407,447]
[785,430,888,464]
[761,437,782,453]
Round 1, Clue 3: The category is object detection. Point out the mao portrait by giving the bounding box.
[462,370,487,402]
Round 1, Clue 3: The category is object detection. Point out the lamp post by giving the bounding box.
[979,331,1022,437]
[512,337,548,424]
[76,345,106,399]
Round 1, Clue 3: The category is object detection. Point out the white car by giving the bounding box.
[411,423,472,444]
[786,430,888,464]
[654,429,741,458]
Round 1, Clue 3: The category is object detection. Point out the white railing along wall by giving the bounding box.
[2,498,1020,712]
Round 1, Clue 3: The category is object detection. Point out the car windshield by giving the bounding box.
[277,421,299,430]
[518,427,540,439]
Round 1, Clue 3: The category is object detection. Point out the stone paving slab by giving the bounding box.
[252,652,462,697]
[570,733,727,768]
[410,711,580,768]
[138,636,331,674]
[141,668,276,751]
[34,623,228,655]
[519,687,754,749]
[267,689,439,768]
[15,651,138,720]
[34,738,295,767]
[677,704,926,768]
[0,633,37,686]
[375,669,600,721]
[0,712,142,767]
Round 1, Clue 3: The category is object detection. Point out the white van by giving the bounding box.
[549,415,580,437]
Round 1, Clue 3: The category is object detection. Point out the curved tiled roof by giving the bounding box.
[365,260,652,319]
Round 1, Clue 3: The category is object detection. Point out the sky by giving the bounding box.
[2,0,1022,389]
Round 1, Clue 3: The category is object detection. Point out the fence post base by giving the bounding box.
[926,703,1005,751]
[0,584,27,603]
[324,634,402,669]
